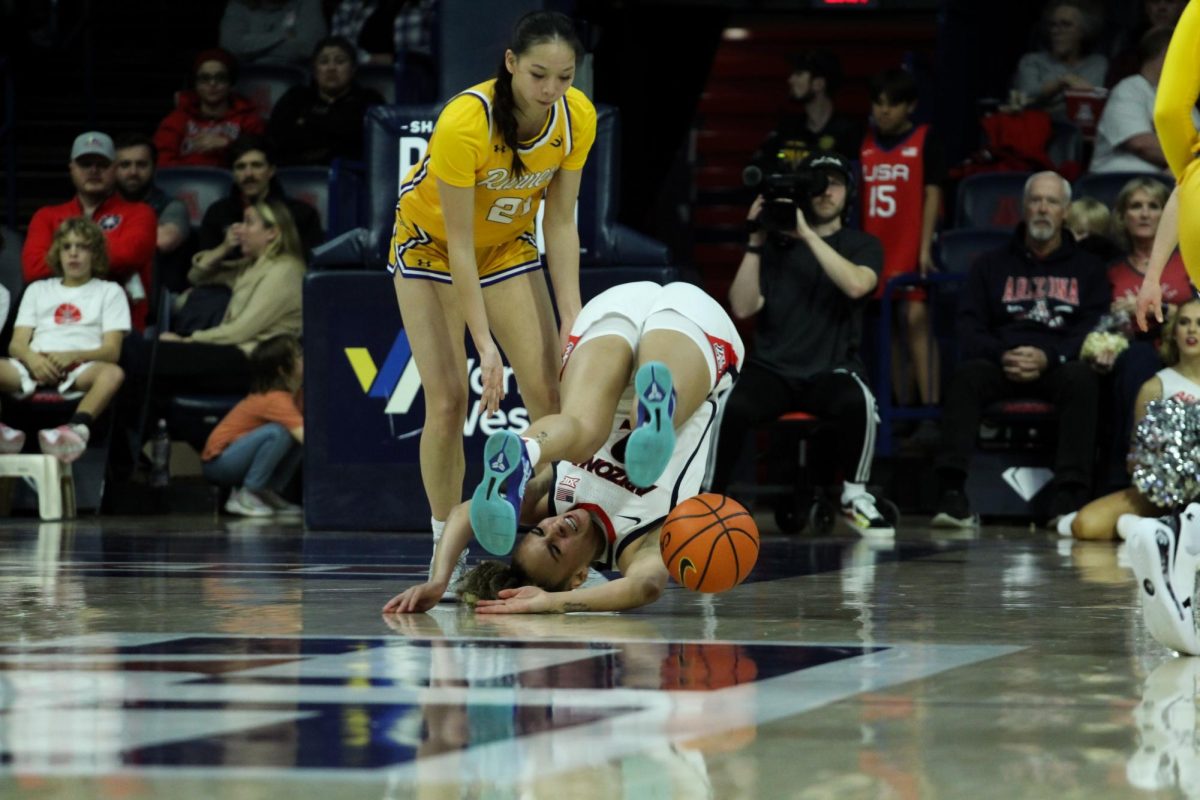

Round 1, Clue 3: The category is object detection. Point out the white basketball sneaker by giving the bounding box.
[1122,508,1200,656]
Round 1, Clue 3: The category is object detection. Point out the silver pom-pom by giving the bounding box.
[1130,398,1200,509]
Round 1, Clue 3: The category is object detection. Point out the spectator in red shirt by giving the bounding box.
[21,132,157,331]
[153,48,266,168]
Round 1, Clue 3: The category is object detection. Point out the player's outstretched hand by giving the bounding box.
[382,582,446,614]
[474,586,553,614]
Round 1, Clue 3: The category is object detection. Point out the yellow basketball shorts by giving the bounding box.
[386,209,543,286]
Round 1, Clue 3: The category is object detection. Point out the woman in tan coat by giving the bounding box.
[154,197,306,394]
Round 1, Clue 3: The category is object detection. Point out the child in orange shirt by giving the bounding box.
[202,334,303,516]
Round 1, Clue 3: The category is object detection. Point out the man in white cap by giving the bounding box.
[21,131,157,330]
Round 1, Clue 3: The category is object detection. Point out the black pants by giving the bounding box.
[111,335,253,475]
[127,338,253,396]
[934,358,1099,490]
[712,362,877,493]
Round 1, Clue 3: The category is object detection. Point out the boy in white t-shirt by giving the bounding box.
[0,218,130,462]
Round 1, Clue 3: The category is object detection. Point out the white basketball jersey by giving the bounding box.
[548,390,720,570]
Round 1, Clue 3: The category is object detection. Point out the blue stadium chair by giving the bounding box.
[277,166,330,233]
[937,227,1010,275]
[955,172,1032,230]
[579,106,671,265]
[235,63,308,120]
[874,228,1011,458]
[1073,171,1174,210]
[155,166,233,229]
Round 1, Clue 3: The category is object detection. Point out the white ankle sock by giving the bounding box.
[841,482,867,505]
[431,516,446,541]
[521,437,542,469]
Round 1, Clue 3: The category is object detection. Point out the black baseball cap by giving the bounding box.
[799,151,854,189]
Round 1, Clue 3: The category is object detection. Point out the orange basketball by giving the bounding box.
[660,493,759,593]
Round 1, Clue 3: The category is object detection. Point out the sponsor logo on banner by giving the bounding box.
[344,329,529,440]
[1001,467,1053,502]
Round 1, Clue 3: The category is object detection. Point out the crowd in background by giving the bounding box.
[0,0,1190,526]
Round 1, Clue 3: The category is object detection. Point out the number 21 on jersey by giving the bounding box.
[487,196,534,223]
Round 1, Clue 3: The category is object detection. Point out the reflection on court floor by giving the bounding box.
[0,519,1193,797]
[0,631,1013,784]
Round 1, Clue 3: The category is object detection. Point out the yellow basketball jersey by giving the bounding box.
[397,80,597,247]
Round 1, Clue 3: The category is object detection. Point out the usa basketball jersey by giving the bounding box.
[547,394,721,571]
[397,80,597,247]
[860,124,928,297]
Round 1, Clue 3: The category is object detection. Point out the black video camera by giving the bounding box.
[743,165,830,232]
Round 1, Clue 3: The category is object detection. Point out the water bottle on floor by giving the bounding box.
[150,419,171,488]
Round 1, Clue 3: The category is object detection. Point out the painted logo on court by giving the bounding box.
[0,633,1016,781]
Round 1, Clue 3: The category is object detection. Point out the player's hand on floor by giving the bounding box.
[474,586,552,614]
[381,582,445,614]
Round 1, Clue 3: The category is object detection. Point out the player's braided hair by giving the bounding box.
[492,10,582,179]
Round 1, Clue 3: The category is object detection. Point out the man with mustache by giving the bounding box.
[932,171,1110,529]
[194,134,323,265]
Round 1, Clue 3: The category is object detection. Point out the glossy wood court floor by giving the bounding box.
[0,512,1194,799]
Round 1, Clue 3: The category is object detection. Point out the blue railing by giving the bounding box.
[875,271,967,457]
[0,58,15,230]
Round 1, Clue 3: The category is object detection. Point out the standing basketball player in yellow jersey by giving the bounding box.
[1137,1,1200,300]
[388,11,597,574]
[1135,1,1200,330]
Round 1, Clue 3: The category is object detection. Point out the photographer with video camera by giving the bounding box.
[712,152,893,535]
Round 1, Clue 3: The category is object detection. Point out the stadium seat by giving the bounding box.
[235,63,308,120]
[276,166,330,232]
[155,166,233,229]
[955,172,1032,230]
[875,229,1010,458]
[937,227,1010,275]
[1073,171,1174,210]
[576,105,670,265]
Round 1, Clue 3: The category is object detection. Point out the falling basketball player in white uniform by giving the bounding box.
[381,281,744,614]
